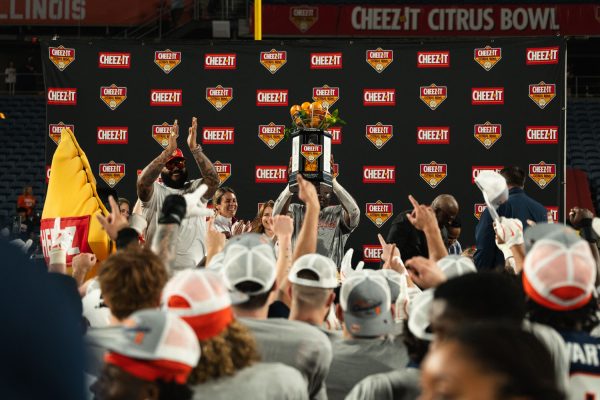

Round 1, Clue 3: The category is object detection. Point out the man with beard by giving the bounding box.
[138,118,219,271]
[272,156,360,268]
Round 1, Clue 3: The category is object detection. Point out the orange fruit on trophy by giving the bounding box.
[310,117,322,128]
[301,102,311,111]
[310,101,323,112]
[294,116,304,126]
[290,105,301,116]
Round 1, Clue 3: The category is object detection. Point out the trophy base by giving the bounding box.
[289,171,333,194]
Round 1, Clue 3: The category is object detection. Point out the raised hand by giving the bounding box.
[96,195,129,240]
[187,116,199,150]
[272,214,293,239]
[183,184,212,218]
[406,195,438,232]
[165,119,179,154]
[297,175,319,209]
[405,256,446,289]
[378,233,405,274]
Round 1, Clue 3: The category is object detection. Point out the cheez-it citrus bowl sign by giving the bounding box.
[213,161,232,185]
[204,53,237,70]
[49,45,76,71]
[99,161,125,188]
[258,123,285,149]
[98,52,131,69]
[154,49,181,74]
[420,161,447,188]
[529,81,556,109]
[48,122,74,145]
[363,245,383,263]
[255,166,288,183]
[366,48,393,73]
[260,49,287,74]
[420,84,447,110]
[100,84,127,110]
[206,85,233,111]
[529,161,556,189]
[474,45,502,71]
[152,122,174,148]
[365,201,393,228]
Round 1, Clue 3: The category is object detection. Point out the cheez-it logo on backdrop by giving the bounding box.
[47,88,77,105]
[202,127,235,145]
[420,161,447,188]
[204,53,237,70]
[472,166,504,184]
[152,122,174,148]
[260,49,287,74]
[474,121,502,149]
[472,87,504,105]
[100,84,127,110]
[365,201,393,228]
[529,82,556,109]
[258,123,285,149]
[529,161,556,189]
[213,161,232,185]
[255,166,288,183]
[363,245,383,263]
[417,51,449,68]
[289,6,318,32]
[546,206,559,223]
[151,89,182,106]
[257,89,288,106]
[48,122,74,145]
[49,45,76,71]
[206,85,233,110]
[526,126,558,144]
[363,166,396,184]
[313,85,339,109]
[363,89,396,106]
[98,52,131,69]
[474,45,502,71]
[99,161,125,188]
[310,52,342,69]
[366,122,393,149]
[366,48,393,73]
[154,49,181,74]
[474,203,487,220]
[526,47,559,65]
[327,127,342,144]
[97,127,128,144]
[420,84,447,110]
[417,127,449,144]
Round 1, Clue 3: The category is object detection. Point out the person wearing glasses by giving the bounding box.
[137,117,220,271]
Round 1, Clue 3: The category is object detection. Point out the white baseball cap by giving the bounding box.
[408,289,434,341]
[437,255,477,279]
[289,254,339,289]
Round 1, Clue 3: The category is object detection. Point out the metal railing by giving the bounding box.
[574,76,600,98]
[0,73,45,95]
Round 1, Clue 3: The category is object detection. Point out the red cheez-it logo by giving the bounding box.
[417,51,449,68]
[98,52,131,68]
[310,52,342,69]
[202,127,234,144]
[417,127,449,144]
[472,166,504,184]
[363,166,396,184]
[40,216,92,265]
[363,89,395,106]
[150,89,182,106]
[472,87,504,105]
[256,90,289,106]
[204,53,237,70]
[97,127,128,144]
[255,166,288,183]
[526,126,558,144]
[363,245,383,263]
[47,88,77,105]
[526,47,559,65]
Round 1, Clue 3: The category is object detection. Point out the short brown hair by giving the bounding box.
[212,186,236,206]
[188,320,260,384]
[98,247,168,320]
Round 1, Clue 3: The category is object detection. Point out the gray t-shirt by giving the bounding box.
[141,180,207,270]
[289,203,353,267]
[326,336,409,400]
[240,318,333,400]
[345,367,420,400]
[192,362,308,400]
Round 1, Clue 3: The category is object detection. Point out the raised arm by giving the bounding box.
[407,195,448,261]
[187,117,219,200]
[137,120,178,202]
[292,175,321,262]
[332,178,360,230]
[273,157,294,216]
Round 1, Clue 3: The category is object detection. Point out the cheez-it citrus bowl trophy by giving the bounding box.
[287,101,345,194]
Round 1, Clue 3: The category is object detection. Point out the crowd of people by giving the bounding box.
[4,117,600,400]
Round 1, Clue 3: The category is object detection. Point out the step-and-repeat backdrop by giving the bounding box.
[43,37,565,265]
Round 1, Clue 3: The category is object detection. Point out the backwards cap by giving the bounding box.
[289,254,339,289]
[167,148,185,162]
[340,270,393,337]
[88,309,200,384]
[162,269,234,340]
[437,255,477,279]
[221,233,277,298]
[523,225,597,311]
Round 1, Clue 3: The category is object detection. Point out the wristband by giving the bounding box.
[158,214,182,225]
[49,248,66,265]
[190,145,204,154]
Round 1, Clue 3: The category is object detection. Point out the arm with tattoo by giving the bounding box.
[151,223,179,275]
[188,117,219,200]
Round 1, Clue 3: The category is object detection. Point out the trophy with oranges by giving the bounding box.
[287,101,345,193]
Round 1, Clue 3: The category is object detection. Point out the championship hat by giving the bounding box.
[407,289,434,341]
[375,269,404,303]
[523,223,574,252]
[523,226,597,311]
[221,233,277,298]
[289,254,339,289]
[162,269,234,340]
[437,255,477,279]
[82,289,111,328]
[87,309,200,384]
[340,270,393,337]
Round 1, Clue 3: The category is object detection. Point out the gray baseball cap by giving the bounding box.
[340,270,393,337]
[524,223,580,252]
